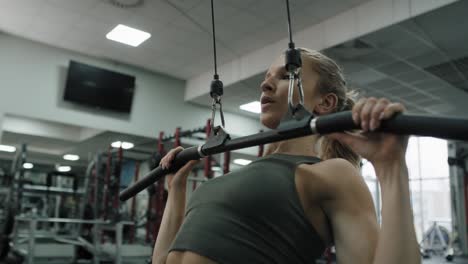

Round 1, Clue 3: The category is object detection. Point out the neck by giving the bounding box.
[265,134,321,157]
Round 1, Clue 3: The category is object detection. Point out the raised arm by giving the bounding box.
[328,97,420,264]
[373,158,419,263]
[152,147,198,264]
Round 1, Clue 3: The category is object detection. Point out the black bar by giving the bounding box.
[120,111,468,201]
[202,115,313,155]
[119,146,201,201]
[316,111,468,141]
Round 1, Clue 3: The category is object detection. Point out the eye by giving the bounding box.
[280,75,289,80]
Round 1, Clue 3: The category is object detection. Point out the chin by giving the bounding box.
[260,112,281,129]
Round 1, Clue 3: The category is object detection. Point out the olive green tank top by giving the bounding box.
[169,153,326,263]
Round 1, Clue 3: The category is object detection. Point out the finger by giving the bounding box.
[159,155,168,168]
[360,97,377,132]
[161,146,184,169]
[161,154,170,169]
[380,103,406,120]
[166,146,184,168]
[352,98,366,124]
[175,160,199,178]
[369,98,389,131]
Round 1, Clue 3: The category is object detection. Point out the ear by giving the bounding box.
[313,93,338,115]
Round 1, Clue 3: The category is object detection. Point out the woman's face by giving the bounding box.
[260,55,322,129]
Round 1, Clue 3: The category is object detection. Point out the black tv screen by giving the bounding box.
[64,61,135,113]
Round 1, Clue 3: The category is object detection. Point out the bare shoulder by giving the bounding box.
[296,158,364,201]
[298,158,378,263]
[298,158,360,179]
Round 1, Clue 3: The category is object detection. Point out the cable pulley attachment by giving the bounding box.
[283,0,308,120]
[210,75,225,131]
[208,0,226,131]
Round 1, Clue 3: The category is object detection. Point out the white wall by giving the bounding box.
[0,33,262,141]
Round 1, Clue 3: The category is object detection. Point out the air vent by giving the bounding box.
[424,56,468,92]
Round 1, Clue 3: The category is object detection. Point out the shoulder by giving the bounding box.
[296,158,367,201]
[314,158,360,177]
[298,158,362,188]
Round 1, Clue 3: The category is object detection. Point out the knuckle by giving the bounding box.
[378,98,390,104]
[355,98,366,106]
[361,110,371,119]
[389,102,403,110]
[395,102,405,109]
[371,107,381,118]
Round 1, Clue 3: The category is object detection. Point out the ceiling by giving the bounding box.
[191,0,468,118]
[0,0,368,79]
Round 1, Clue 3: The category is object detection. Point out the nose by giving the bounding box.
[260,77,275,93]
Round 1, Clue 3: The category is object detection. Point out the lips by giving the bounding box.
[261,96,274,105]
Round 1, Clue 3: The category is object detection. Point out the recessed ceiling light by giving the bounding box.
[0,144,16,153]
[111,141,122,148]
[233,159,252,166]
[23,163,34,169]
[111,141,134,150]
[106,24,151,47]
[57,166,71,172]
[121,142,134,149]
[63,154,80,161]
[240,101,261,114]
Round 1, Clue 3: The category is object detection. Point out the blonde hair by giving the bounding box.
[298,48,360,167]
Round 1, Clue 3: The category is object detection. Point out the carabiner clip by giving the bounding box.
[287,70,305,115]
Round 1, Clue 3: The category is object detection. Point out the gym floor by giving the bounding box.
[422,256,468,264]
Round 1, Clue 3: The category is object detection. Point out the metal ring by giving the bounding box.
[197,145,207,158]
[310,117,318,134]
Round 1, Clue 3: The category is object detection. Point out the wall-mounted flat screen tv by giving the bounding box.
[64,61,135,113]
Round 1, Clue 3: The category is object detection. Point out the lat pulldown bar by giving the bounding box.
[120,111,468,201]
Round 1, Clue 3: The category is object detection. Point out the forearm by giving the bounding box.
[152,183,187,264]
[372,161,420,264]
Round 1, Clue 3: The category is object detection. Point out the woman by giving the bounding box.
[152,48,420,264]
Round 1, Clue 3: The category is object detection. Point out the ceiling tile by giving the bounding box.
[348,69,386,85]
[46,0,98,13]
[216,0,258,10]
[166,0,203,11]
[366,78,401,91]
[412,78,452,92]
[216,12,268,42]
[86,1,134,26]
[377,60,417,76]
[394,70,432,84]
[354,50,399,68]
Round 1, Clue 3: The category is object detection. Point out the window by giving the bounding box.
[361,137,451,242]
